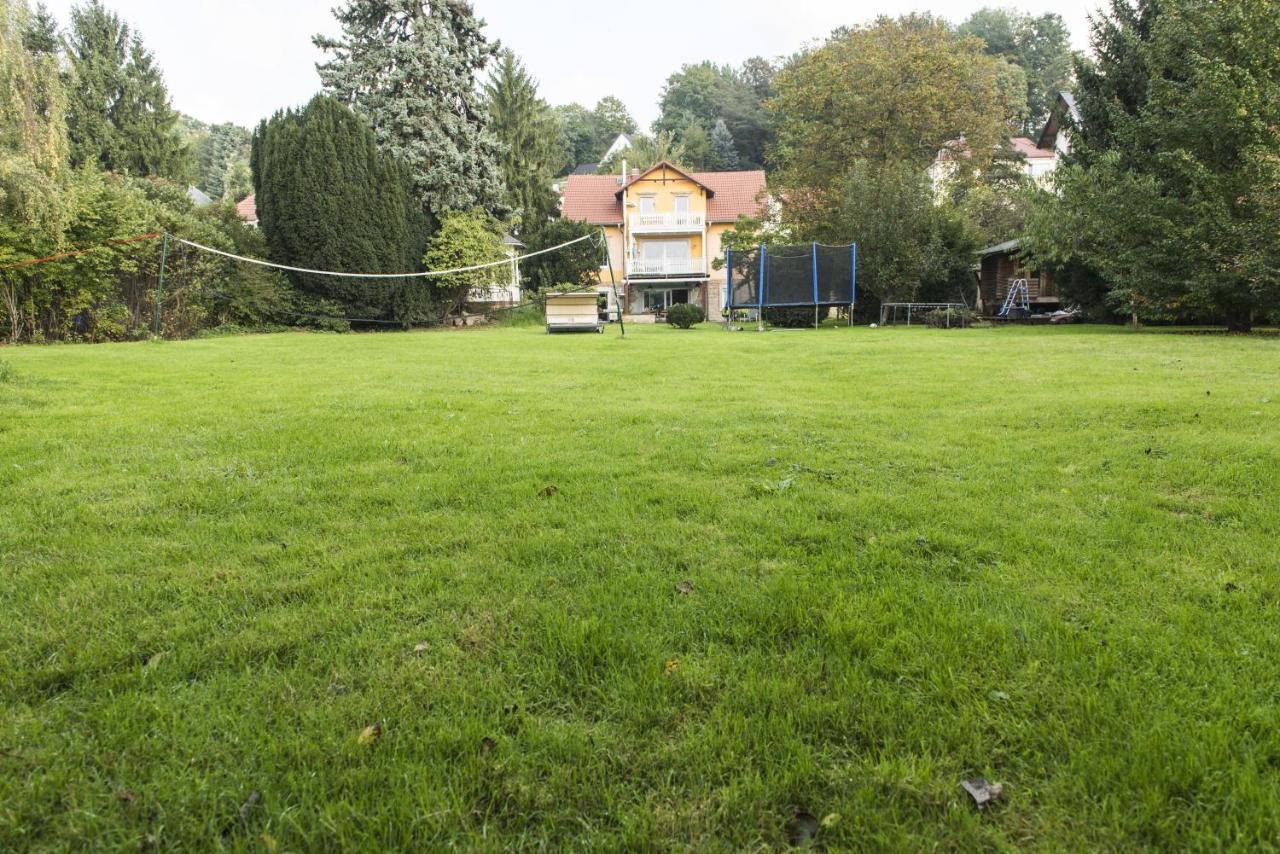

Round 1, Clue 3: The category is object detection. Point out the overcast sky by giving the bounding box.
[40,0,1102,129]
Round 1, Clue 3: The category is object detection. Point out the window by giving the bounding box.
[673,195,690,215]
[638,195,656,216]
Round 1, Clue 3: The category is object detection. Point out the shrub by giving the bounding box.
[923,307,978,328]
[667,303,704,329]
[764,307,817,328]
[498,301,545,327]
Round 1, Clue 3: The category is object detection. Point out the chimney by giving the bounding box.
[630,168,639,180]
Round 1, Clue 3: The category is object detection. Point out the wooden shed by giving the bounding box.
[975,240,1060,315]
[544,292,603,334]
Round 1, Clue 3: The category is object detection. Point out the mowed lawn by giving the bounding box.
[2,324,1279,851]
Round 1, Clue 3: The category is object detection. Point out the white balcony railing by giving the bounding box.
[630,211,705,233]
[627,258,707,277]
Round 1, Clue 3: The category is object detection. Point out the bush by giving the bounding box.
[764,306,817,328]
[922,306,978,328]
[667,303,704,329]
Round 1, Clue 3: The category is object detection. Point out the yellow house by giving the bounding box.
[560,161,768,321]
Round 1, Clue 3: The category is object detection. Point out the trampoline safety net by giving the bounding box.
[726,243,857,310]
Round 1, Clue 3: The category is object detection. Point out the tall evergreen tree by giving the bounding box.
[959,8,1076,135]
[314,0,507,221]
[709,119,739,170]
[251,95,429,324]
[484,50,559,226]
[62,0,186,178]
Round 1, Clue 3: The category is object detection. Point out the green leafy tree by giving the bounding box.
[678,122,713,171]
[422,210,504,319]
[1,0,71,341]
[653,61,771,168]
[551,103,598,170]
[251,95,429,325]
[315,0,507,221]
[771,15,1016,236]
[591,96,636,143]
[63,0,187,178]
[485,50,560,225]
[960,8,1075,135]
[599,131,686,174]
[520,218,601,293]
[1024,0,1280,330]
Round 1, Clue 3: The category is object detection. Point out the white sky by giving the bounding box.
[40,0,1102,129]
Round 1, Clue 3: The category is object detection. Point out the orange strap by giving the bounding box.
[0,232,162,271]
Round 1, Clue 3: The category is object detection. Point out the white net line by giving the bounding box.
[172,232,599,280]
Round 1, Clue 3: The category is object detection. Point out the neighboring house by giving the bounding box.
[466,235,525,310]
[554,134,638,204]
[1037,91,1080,158]
[975,239,1061,315]
[599,133,632,164]
[235,194,258,227]
[930,91,1079,195]
[186,186,213,207]
[560,160,768,321]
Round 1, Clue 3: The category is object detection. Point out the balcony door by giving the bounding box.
[639,239,692,275]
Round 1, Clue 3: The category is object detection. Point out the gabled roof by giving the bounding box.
[187,186,213,207]
[571,162,599,175]
[560,165,768,226]
[235,193,257,222]
[615,161,715,198]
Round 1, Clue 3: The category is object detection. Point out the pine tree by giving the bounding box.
[251,95,429,324]
[484,50,560,226]
[63,0,186,178]
[709,119,739,170]
[314,0,507,222]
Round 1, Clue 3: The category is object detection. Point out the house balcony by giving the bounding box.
[626,258,708,279]
[628,211,705,234]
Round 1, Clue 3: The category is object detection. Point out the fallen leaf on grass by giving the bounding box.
[989,690,1011,702]
[145,651,168,669]
[786,810,819,845]
[260,833,278,852]
[479,737,497,756]
[358,723,382,747]
[117,789,136,805]
[537,485,560,499]
[961,778,1004,809]
[413,642,430,654]
[674,581,693,596]
[664,658,679,675]
[821,812,841,828]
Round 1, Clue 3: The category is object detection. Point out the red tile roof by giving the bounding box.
[235,193,258,221]
[694,170,768,222]
[560,167,767,225]
[561,175,625,224]
[1010,137,1056,159]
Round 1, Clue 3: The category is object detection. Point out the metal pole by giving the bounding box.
[757,243,766,332]
[725,247,732,329]
[153,232,169,337]
[600,229,624,338]
[811,242,819,329]
[850,243,857,327]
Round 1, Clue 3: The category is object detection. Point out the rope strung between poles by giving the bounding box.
[171,232,598,280]
[0,232,162,271]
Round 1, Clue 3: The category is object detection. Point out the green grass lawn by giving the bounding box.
[2,324,1279,851]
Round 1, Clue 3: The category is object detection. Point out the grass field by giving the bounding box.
[2,324,1279,851]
